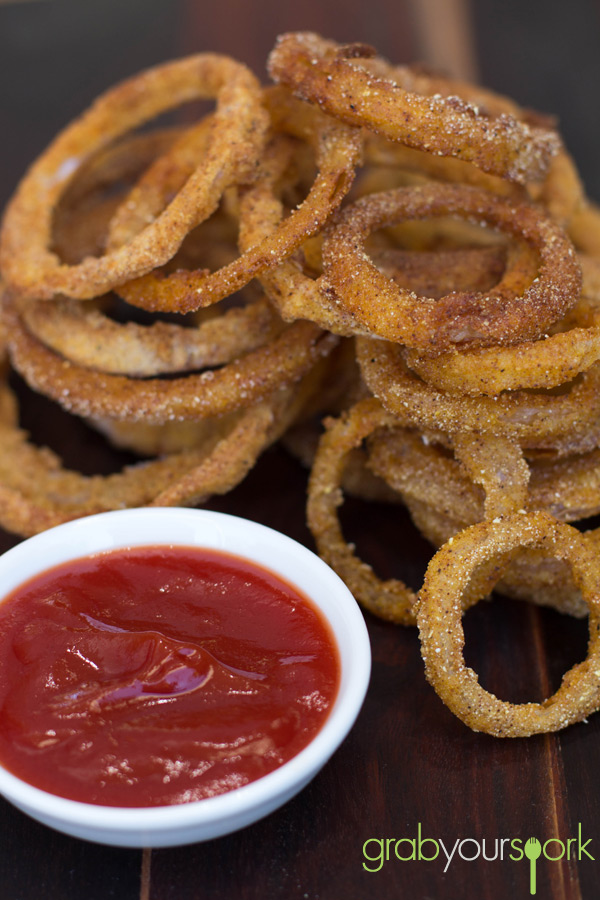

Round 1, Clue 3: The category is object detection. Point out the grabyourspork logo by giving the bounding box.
[362,823,594,894]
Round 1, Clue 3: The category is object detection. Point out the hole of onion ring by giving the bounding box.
[165,97,217,127]
[102,293,207,328]
[11,371,145,475]
[338,495,433,596]
[121,98,218,141]
[373,215,508,254]
[49,99,219,265]
[462,591,588,706]
[362,235,516,302]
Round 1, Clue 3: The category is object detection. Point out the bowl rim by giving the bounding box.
[0,507,371,838]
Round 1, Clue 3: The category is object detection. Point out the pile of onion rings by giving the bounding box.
[2,33,600,738]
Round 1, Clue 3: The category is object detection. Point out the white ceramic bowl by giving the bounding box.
[0,508,371,847]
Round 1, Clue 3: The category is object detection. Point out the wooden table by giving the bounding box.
[1,2,599,897]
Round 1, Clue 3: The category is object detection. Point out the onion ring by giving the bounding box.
[306,397,504,624]
[233,88,364,334]
[0,367,309,538]
[19,295,282,377]
[417,512,600,736]
[306,396,417,624]
[4,296,338,424]
[113,87,362,314]
[104,118,214,253]
[48,130,186,268]
[405,256,600,395]
[367,429,600,617]
[268,32,560,183]
[369,425,600,538]
[356,337,600,451]
[0,54,268,300]
[407,495,591,619]
[322,184,581,352]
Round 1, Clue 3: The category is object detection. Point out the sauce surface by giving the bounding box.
[0,546,340,807]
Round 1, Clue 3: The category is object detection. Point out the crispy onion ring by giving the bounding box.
[19,295,282,377]
[322,184,581,352]
[0,54,268,300]
[114,87,362,314]
[372,424,600,525]
[417,512,600,736]
[452,433,530,519]
[370,427,600,539]
[268,32,560,183]
[306,397,503,624]
[367,428,484,526]
[306,396,417,624]
[4,297,337,424]
[21,159,286,379]
[233,89,363,334]
[255,225,519,340]
[360,136,527,201]
[50,131,185,265]
[405,256,600,395]
[366,428,600,617]
[405,496,591,619]
[356,337,600,450]
[0,377,306,538]
[104,118,214,253]
[52,129,183,237]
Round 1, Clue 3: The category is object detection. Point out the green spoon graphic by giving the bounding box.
[524,837,542,895]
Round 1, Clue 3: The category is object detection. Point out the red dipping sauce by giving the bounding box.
[0,546,340,807]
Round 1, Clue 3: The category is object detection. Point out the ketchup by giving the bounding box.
[0,546,340,807]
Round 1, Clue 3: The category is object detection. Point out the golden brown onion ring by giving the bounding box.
[49,130,186,266]
[406,495,590,619]
[0,55,268,300]
[20,295,282,377]
[322,185,581,352]
[370,427,600,534]
[367,429,600,617]
[115,88,362,314]
[104,119,214,252]
[4,297,338,424]
[405,257,600,395]
[356,337,600,450]
[268,32,560,183]
[0,380,305,539]
[367,428,484,526]
[417,512,600,736]
[232,89,364,334]
[307,397,501,624]
[306,396,417,624]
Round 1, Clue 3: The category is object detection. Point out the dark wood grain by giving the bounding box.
[2,2,600,898]
[0,803,142,900]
